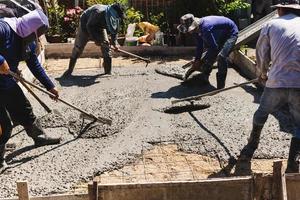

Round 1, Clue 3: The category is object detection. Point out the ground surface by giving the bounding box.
[0,57,293,198]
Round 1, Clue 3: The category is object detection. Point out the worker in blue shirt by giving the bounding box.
[0,7,61,169]
[178,14,238,89]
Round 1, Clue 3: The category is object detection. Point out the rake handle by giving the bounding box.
[171,78,258,104]
[117,48,151,63]
[19,80,52,113]
[9,71,112,125]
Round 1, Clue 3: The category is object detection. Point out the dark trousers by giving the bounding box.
[203,35,238,76]
[0,84,36,145]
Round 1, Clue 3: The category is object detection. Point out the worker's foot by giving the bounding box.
[61,70,72,78]
[33,135,61,147]
[25,119,61,147]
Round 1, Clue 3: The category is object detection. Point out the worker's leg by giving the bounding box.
[239,88,287,161]
[216,35,238,89]
[100,29,112,74]
[63,25,89,76]
[0,107,12,169]
[286,89,300,173]
[6,85,61,146]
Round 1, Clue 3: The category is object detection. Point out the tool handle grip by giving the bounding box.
[171,78,258,104]
[20,80,52,113]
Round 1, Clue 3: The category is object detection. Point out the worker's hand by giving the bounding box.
[258,74,268,86]
[111,44,120,52]
[0,60,10,75]
[49,88,59,101]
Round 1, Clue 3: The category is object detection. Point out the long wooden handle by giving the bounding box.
[20,80,52,113]
[117,48,151,63]
[182,61,194,69]
[9,71,112,125]
[171,78,258,104]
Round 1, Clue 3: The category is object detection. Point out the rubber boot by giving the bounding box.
[25,119,61,147]
[216,72,226,89]
[103,57,112,75]
[0,144,7,169]
[235,124,263,175]
[285,137,300,173]
[62,57,77,77]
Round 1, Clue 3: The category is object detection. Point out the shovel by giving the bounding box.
[9,71,112,125]
[171,78,258,104]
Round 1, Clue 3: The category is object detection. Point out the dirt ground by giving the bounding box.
[0,57,293,198]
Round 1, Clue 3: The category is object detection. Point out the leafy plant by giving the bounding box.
[149,12,168,33]
[224,0,251,16]
[121,7,143,35]
[46,0,65,38]
[86,0,128,7]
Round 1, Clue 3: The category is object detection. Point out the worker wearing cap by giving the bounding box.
[0,6,61,169]
[177,14,238,89]
[62,3,126,77]
[237,0,300,174]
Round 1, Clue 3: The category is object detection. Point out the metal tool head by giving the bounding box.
[80,113,112,126]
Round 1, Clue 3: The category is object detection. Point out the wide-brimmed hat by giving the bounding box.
[271,0,300,9]
[177,14,201,33]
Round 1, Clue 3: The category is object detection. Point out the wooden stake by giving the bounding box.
[272,160,287,200]
[17,181,30,200]
[88,181,98,200]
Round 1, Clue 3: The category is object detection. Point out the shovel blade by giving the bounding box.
[80,113,112,125]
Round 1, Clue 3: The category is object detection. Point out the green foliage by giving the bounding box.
[121,7,143,35]
[46,1,65,37]
[224,0,251,15]
[149,12,167,33]
[86,0,128,7]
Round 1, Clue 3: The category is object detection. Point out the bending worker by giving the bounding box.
[177,14,238,89]
[238,0,300,174]
[0,6,61,169]
[62,3,125,77]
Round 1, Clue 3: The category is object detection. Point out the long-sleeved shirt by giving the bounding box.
[256,13,300,88]
[195,16,238,63]
[80,4,117,45]
[0,20,54,90]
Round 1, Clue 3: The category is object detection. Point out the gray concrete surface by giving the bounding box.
[0,59,293,198]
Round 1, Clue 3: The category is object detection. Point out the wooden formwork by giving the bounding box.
[2,161,300,200]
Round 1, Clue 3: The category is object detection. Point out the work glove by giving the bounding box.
[183,59,203,81]
[258,74,268,86]
[49,87,59,101]
[0,60,10,75]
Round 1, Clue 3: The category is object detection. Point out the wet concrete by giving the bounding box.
[0,59,293,197]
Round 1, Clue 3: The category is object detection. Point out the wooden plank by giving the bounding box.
[98,178,253,200]
[17,182,29,200]
[272,160,287,200]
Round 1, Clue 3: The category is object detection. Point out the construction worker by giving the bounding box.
[0,5,61,169]
[137,22,159,45]
[62,3,125,77]
[238,0,300,173]
[177,14,238,89]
